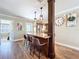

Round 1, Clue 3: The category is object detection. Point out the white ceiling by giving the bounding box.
[56,0,79,14]
[0,0,79,20]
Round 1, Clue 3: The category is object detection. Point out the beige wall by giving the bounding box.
[0,14,33,40]
[55,17,79,49]
[13,19,26,39]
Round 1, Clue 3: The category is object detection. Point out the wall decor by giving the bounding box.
[67,13,77,27]
[17,23,22,31]
[68,16,75,21]
[55,17,64,26]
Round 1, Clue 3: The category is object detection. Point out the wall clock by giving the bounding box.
[55,17,64,26]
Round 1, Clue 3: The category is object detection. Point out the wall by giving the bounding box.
[55,17,79,49]
[0,14,33,41]
[13,19,26,40]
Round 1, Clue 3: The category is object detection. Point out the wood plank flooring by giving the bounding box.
[0,41,27,59]
[0,41,79,59]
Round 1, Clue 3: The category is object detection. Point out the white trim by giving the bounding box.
[11,38,24,42]
[56,6,79,16]
[0,14,33,22]
[55,41,79,51]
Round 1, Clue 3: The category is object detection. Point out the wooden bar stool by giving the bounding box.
[29,36,35,56]
[34,38,47,59]
[23,35,27,46]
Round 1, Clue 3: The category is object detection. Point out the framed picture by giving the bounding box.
[17,23,22,31]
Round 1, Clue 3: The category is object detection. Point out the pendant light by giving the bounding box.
[40,7,43,20]
[34,11,37,34]
[34,11,37,20]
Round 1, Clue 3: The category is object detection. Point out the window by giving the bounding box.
[26,23,33,34]
[0,20,11,33]
[1,23,10,33]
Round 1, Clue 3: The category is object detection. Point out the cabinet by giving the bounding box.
[36,22,48,34]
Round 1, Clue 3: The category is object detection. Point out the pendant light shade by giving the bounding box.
[39,7,43,20]
[34,11,37,20]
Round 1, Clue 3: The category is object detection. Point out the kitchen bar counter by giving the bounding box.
[27,33,50,57]
[28,33,50,39]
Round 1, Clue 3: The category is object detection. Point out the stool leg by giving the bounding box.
[38,48,41,59]
[33,46,35,56]
[30,47,31,55]
[29,43,31,55]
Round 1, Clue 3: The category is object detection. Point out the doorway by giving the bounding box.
[0,20,13,42]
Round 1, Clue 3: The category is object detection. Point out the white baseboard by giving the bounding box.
[55,41,79,51]
[11,38,24,42]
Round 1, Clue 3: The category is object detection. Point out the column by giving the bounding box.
[48,0,55,59]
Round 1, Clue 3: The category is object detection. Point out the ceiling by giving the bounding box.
[0,0,79,20]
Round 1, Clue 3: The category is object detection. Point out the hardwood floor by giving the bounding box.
[0,41,27,59]
[55,44,79,59]
[0,40,79,59]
